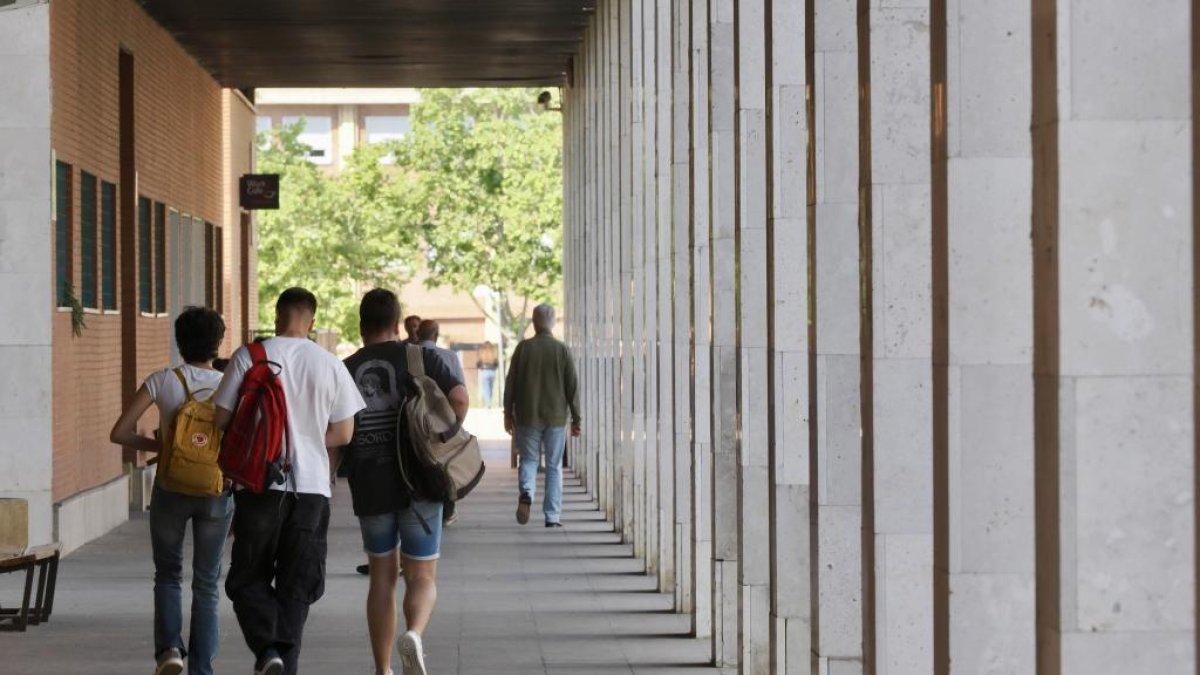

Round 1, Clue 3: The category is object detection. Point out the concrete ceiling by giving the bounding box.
[138,0,592,88]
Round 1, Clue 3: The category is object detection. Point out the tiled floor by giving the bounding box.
[0,441,722,674]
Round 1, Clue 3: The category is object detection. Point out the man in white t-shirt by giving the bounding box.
[213,287,366,675]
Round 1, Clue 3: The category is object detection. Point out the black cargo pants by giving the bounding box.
[225,490,329,675]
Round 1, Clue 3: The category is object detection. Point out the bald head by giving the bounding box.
[532,304,556,334]
[417,319,440,342]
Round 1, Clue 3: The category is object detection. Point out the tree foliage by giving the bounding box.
[394,88,563,343]
[256,123,419,340]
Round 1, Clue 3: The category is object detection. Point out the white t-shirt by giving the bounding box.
[213,337,365,498]
[144,364,224,435]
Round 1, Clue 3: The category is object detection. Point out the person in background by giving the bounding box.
[504,304,582,528]
[213,288,366,675]
[403,315,422,346]
[476,340,499,408]
[109,307,232,675]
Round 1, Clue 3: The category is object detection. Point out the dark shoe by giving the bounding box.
[545,521,563,529]
[356,563,370,575]
[516,494,532,525]
[253,649,284,675]
[443,501,459,527]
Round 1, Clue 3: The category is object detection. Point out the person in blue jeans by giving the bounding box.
[504,304,582,527]
[110,307,233,675]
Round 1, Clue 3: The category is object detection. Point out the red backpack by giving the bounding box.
[218,341,290,493]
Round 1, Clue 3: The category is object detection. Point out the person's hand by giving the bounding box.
[504,415,514,435]
[571,423,582,438]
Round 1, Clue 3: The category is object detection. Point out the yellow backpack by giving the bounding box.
[158,368,224,497]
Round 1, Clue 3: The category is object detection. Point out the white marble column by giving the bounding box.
[812,0,865,671]
[1034,1,1195,673]
[936,0,1036,673]
[768,0,813,670]
[670,0,693,615]
[709,0,741,666]
[655,0,677,596]
[0,1,53,546]
[734,0,771,670]
[690,0,715,642]
[630,0,648,560]
[862,1,934,673]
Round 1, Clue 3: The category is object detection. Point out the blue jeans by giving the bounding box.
[479,368,496,407]
[150,486,234,675]
[359,500,443,560]
[516,425,567,524]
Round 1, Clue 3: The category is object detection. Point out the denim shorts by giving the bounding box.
[358,500,443,561]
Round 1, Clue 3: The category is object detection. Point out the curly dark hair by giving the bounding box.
[174,306,226,363]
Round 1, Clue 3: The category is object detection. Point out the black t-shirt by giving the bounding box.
[342,342,463,517]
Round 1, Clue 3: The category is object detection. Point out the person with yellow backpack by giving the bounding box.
[109,306,232,675]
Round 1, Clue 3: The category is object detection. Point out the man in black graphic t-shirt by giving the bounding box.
[342,289,466,675]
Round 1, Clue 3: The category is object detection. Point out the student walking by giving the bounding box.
[504,304,582,528]
[343,289,468,675]
[213,288,366,675]
[109,307,232,675]
[476,341,499,408]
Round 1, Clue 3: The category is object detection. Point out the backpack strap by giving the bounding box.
[173,367,194,402]
[247,340,268,365]
[406,343,425,379]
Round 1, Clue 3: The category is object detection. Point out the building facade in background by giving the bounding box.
[0,0,257,553]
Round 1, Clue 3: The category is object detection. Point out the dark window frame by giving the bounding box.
[138,197,152,313]
[154,202,167,314]
[54,162,73,307]
[100,180,117,310]
[79,172,97,309]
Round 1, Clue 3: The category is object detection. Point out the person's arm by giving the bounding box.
[503,343,521,434]
[447,384,468,421]
[109,385,160,453]
[214,406,233,431]
[326,417,355,449]
[564,348,582,437]
[211,348,248,431]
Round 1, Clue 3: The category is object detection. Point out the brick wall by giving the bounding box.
[49,0,252,502]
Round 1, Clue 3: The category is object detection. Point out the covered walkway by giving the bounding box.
[0,442,719,675]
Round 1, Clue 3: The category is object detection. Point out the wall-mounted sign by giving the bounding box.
[239,174,280,210]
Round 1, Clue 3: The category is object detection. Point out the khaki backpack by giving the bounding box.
[158,368,224,497]
[398,344,485,502]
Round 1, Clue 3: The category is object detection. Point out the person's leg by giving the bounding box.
[274,493,330,675]
[397,499,443,634]
[516,425,542,501]
[186,492,234,675]
[225,490,285,664]
[541,426,568,524]
[358,512,402,675]
[149,488,188,661]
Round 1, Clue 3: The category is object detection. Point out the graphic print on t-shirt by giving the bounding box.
[354,358,402,454]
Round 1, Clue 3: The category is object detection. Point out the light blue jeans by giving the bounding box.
[516,425,568,524]
[149,486,234,675]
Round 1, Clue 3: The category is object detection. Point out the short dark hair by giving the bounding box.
[276,287,317,317]
[175,306,225,363]
[360,288,402,335]
[417,319,439,342]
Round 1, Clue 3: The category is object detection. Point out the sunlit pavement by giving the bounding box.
[0,435,723,675]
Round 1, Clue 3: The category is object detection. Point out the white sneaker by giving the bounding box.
[397,630,428,675]
[153,648,184,675]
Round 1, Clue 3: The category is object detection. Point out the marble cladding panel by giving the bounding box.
[1073,376,1193,632]
[878,533,934,675]
[776,350,810,486]
[868,7,931,186]
[953,0,1032,158]
[818,505,864,657]
[949,574,1036,675]
[947,157,1033,365]
[1058,120,1192,377]
[817,354,862,507]
[815,202,861,354]
[872,358,933,535]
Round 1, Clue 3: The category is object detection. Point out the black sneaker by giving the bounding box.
[254,649,284,675]
[516,493,532,525]
[356,563,370,575]
[545,521,563,529]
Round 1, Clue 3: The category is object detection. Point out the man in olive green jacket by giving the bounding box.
[504,304,582,527]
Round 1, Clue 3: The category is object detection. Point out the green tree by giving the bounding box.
[392,88,563,347]
[256,122,419,341]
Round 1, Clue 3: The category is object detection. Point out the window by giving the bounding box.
[154,203,167,313]
[100,182,117,310]
[256,116,272,149]
[54,162,72,307]
[138,197,152,312]
[80,172,97,308]
[282,115,332,164]
[365,115,410,144]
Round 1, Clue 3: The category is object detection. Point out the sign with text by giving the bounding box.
[239,174,280,210]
